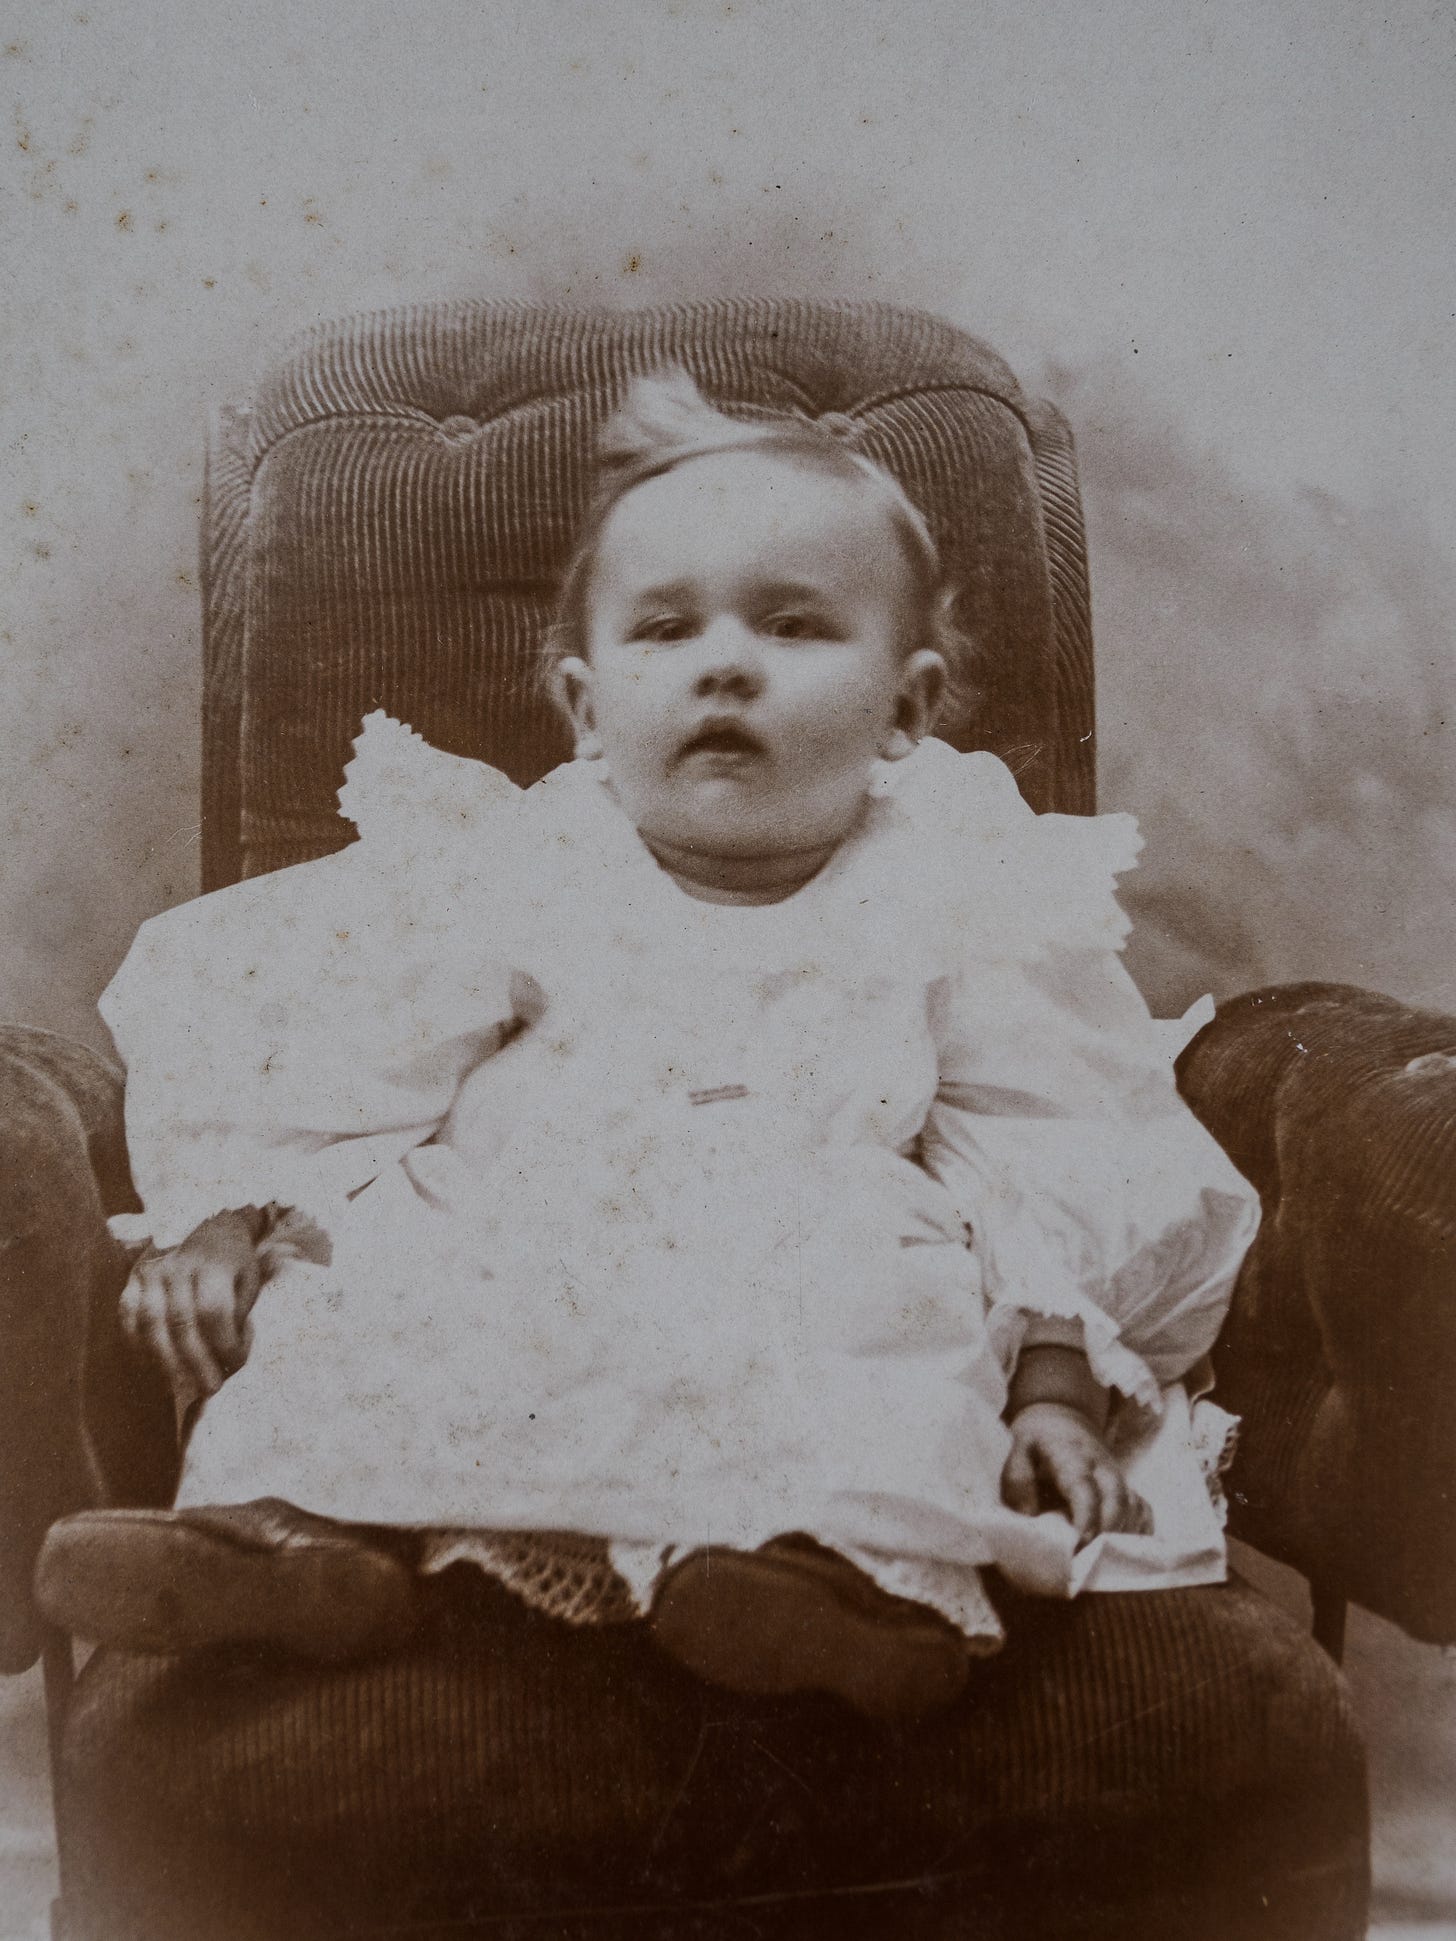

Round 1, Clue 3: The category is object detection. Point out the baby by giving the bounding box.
[38,372,1259,1721]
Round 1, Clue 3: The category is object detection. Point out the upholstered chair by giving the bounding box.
[5,299,1453,1941]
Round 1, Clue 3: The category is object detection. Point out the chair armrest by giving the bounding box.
[0,1026,175,1673]
[1177,982,1456,1642]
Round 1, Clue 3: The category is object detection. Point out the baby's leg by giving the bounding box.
[34,1500,423,1660]
[648,1535,971,1722]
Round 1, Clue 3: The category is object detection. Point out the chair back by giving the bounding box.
[202,299,1094,888]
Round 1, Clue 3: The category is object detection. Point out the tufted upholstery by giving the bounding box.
[201,300,1094,887]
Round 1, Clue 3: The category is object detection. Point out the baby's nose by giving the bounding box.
[694,618,766,698]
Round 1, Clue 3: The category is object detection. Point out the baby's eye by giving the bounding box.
[762,611,827,641]
[628,614,696,645]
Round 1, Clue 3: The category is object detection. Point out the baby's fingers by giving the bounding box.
[1001,1441,1040,1517]
[118,1261,157,1341]
[171,1273,230,1395]
[1089,1464,1156,1542]
[138,1268,224,1397]
[1056,1464,1100,1545]
[123,1268,191,1390]
[1111,1486,1155,1537]
[193,1268,248,1380]
[1043,1451,1116,1547]
[124,1262,225,1395]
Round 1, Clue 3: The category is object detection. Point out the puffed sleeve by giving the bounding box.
[901,741,1261,1411]
[100,714,528,1250]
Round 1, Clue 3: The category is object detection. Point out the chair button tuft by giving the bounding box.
[437,415,479,444]
[1403,1050,1456,1078]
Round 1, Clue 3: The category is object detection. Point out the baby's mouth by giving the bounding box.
[675,718,767,767]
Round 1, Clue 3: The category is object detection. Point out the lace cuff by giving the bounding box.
[107,1200,333,1271]
[1188,1399,1241,1528]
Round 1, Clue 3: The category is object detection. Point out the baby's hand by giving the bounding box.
[120,1209,265,1398]
[1001,1402,1153,1546]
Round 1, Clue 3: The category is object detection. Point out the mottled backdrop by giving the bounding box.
[3,0,1453,1046]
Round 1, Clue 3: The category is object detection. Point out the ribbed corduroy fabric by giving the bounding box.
[1179,981,1456,1642]
[61,1571,1367,1941]
[202,301,1095,888]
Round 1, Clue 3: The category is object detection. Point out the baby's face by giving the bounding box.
[562,449,941,864]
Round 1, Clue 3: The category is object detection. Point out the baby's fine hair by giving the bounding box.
[544,368,976,725]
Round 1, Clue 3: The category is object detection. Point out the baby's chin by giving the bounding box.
[618,765,876,864]
[646,797,860,863]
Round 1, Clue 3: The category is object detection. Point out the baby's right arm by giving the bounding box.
[120,1206,276,1397]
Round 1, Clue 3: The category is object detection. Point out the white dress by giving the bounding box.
[102,716,1260,1646]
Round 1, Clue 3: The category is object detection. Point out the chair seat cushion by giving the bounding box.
[60,1571,1366,1940]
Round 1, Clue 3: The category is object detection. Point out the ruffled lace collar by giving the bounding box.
[335,712,1146,971]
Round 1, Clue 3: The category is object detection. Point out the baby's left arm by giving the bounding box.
[923,935,1261,1414]
[1001,1339,1152,1543]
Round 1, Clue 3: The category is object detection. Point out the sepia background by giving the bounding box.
[3,2,1454,1935]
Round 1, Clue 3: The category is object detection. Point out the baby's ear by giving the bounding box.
[553,657,603,760]
[881,650,947,761]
